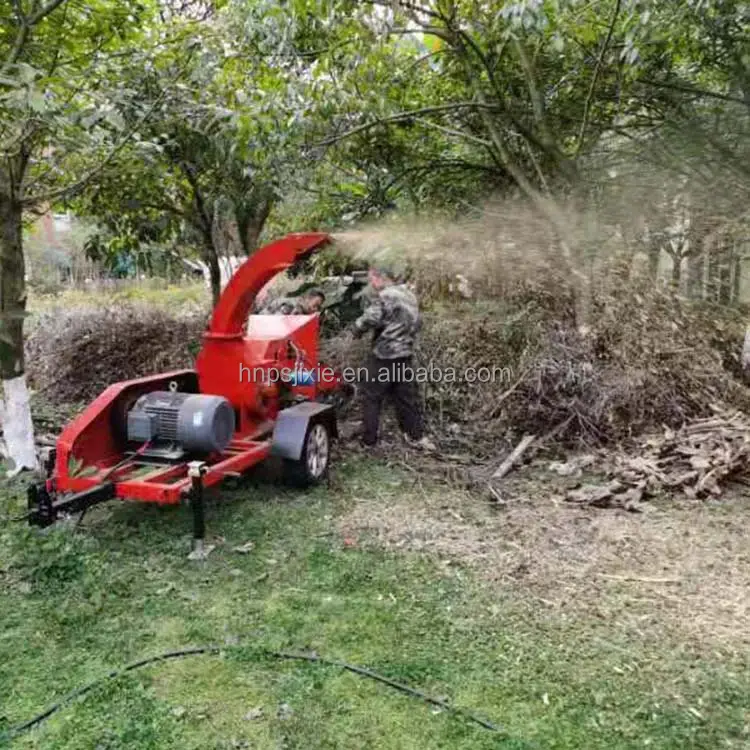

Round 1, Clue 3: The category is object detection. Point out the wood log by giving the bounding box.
[492,434,536,480]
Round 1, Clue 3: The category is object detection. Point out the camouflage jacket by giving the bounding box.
[353,283,421,359]
[258,296,305,315]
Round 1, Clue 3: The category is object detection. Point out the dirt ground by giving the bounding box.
[338,454,750,655]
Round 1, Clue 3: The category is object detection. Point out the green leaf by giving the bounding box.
[27,88,47,113]
[16,63,38,84]
[105,108,126,131]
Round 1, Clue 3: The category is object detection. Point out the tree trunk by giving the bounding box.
[670,252,682,289]
[719,255,732,305]
[0,194,38,473]
[202,238,221,306]
[237,198,272,257]
[707,247,720,302]
[686,252,704,299]
[732,253,741,304]
[647,236,661,280]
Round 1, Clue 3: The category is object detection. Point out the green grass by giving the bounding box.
[1,459,749,749]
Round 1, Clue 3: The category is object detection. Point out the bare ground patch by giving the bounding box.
[338,460,750,653]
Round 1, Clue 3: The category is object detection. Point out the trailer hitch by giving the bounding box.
[27,482,116,528]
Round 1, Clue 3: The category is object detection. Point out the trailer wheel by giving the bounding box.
[284,421,331,487]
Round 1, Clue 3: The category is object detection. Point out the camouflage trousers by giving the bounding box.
[361,355,424,446]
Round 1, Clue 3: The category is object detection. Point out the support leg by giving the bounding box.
[187,461,213,560]
[27,481,54,528]
[191,475,205,543]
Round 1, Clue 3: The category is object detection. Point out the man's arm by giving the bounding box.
[353,295,384,337]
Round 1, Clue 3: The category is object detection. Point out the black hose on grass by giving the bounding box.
[0,644,507,744]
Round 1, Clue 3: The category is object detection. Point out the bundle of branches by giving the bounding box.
[563,407,750,508]
[26,304,207,403]
[690,301,749,381]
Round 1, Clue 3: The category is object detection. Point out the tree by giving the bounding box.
[0,0,160,472]
[76,2,328,303]
[291,0,749,323]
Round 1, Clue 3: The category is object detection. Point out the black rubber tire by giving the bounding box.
[283,420,331,487]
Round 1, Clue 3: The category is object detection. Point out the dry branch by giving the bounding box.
[564,407,750,507]
[492,434,536,480]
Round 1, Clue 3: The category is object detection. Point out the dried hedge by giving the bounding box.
[26,304,207,403]
[418,289,750,454]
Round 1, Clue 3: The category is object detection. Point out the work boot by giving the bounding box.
[404,434,437,452]
[359,440,387,459]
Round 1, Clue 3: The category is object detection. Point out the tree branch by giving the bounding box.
[637,78,750,108]
[411,116,492,147]
[388,26,452,42]
[316,102,502,147]
[381,158,503,193]
[361,0,444,22]
[137,200,188,218]
[28,0,69,25]
[180,162,213,236]
[1,0,71,75]
[576,0,621,156]
[393,14,572,180]
[403,48,444,73]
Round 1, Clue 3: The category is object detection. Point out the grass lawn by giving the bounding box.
[1,455,750,749]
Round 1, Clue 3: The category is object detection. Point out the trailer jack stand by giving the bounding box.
[187,461,214,560]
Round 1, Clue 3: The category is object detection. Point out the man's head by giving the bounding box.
[300,289,325,313]
[368,266,396,291]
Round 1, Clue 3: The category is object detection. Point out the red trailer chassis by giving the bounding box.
[27,232,349,552]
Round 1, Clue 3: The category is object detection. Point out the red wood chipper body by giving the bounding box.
[27,232,349,550]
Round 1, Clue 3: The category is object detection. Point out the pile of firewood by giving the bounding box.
[560,407,750,508]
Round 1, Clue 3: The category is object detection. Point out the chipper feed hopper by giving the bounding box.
[27,232,349,551]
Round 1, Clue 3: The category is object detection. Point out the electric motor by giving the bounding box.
[127,391,235,453]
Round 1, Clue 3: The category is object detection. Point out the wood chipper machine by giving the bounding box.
[26,232,351,553]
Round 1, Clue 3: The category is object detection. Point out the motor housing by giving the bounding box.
[127,391,235,453]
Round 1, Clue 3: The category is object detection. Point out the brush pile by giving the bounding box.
[26,304,207,402]
[560,407,750,507]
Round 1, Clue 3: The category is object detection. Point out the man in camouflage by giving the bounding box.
[352,266,435,450]
[258,289,325,315]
